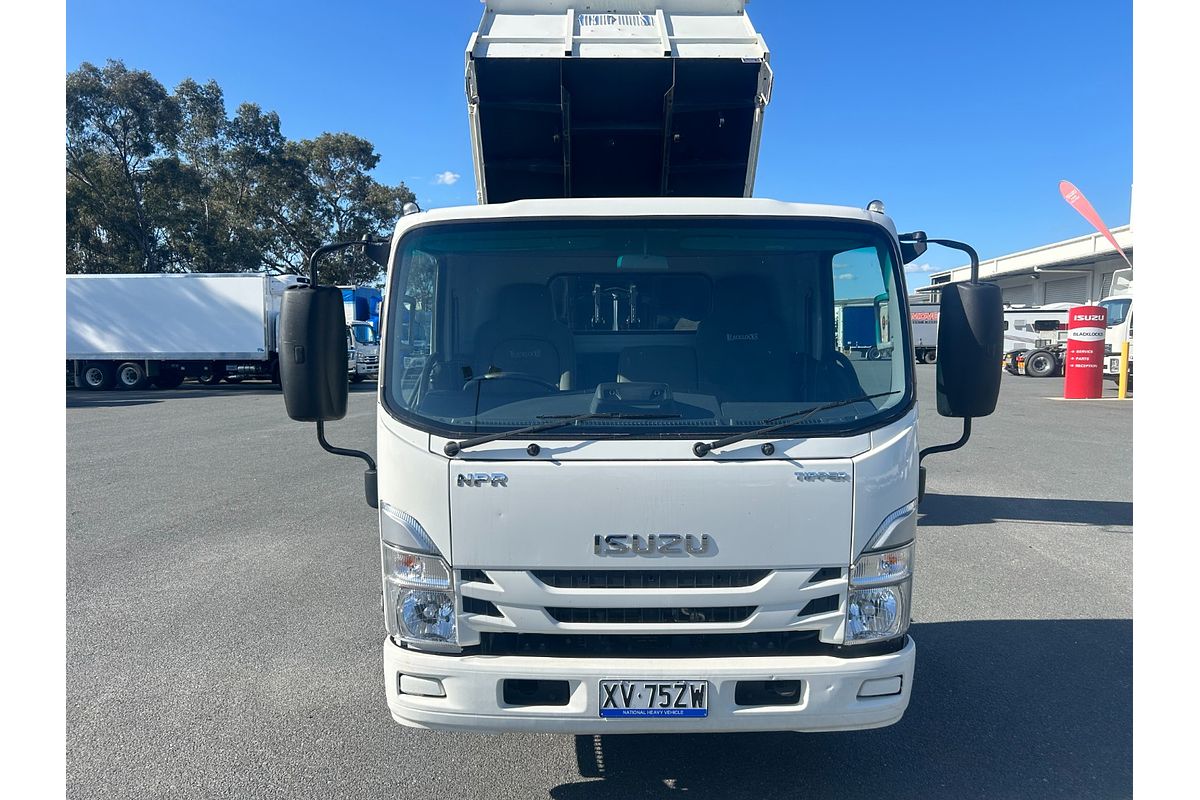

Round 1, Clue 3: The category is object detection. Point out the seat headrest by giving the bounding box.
[700,276,786,341]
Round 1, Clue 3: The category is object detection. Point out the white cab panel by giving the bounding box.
[448,457,853,569]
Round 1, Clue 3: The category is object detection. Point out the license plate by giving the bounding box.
[598,680,708,718]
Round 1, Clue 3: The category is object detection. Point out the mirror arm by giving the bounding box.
[924,238,980,282]
[317,421,378,509]
[919,418,971,465]
[317,420,376,470]
[300,235,387,511]
[307,235,392,287]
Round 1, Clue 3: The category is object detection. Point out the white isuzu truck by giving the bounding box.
[276,1,1002,749]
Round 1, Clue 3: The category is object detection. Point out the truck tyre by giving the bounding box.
[1025,349,1057,378]
[80,362,116,391]
[116,361,149,390]
[866,346,880,360]
[151,368,185,389]
[225,376,244,384]
[922,349,937,365]
[350,374,366,384]
[574,735,604,778]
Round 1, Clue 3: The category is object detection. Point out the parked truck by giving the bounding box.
[1100,268,1133,387]
[1000,305,1075,378]
[67,272,306,390]
[275,0,1001,753]
[909,303,939,364]
[347,321,379,383]
[340,285,382,382]
[835,302,880,359]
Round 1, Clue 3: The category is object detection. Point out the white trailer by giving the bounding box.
[277,0,1002,753]
[66,272,306,390]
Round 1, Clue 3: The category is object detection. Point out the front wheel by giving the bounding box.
[1024,350,1058,378]
[79,362,115,391]
[922,349,937,365]
[197,365,223,385]
[350,374,366,384]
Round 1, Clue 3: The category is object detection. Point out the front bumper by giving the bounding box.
[383,635,915,733]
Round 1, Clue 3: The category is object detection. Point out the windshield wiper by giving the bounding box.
[692,391,901,458]
[444,412,681,457]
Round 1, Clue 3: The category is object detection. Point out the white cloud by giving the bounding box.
[904,263,939,274]
[434,171,461,185]
[836,273,856,280]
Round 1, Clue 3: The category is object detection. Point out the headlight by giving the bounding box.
[846,580,911,643]
[845,502,916,645]
[380,509,458,649]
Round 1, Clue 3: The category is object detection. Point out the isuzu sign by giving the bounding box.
[1064,306,1108,398]
[594,534,713,556]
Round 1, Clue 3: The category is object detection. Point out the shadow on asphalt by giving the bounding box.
[66,382,377,408]
[551,619,1131,799]
[919,493,1133,528]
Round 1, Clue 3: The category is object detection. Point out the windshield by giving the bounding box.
[351,323,377,345]
[383,218,911,437]
[1099,298,1131,327]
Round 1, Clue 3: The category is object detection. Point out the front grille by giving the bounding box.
[546,606,755,624]
[474,631,907,659]
[359,354,379,366]
[533,570,770,590]
[479,631,819,658]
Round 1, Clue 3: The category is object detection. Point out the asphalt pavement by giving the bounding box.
[66,367,1132,799]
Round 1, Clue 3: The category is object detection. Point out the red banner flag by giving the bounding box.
[1059,180,1133,268]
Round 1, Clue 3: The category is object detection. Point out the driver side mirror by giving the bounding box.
[935,281,1003,418]
[280,286,349,421]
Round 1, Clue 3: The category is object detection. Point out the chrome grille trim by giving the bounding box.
[456,568,848,646]
[533,569,770,589]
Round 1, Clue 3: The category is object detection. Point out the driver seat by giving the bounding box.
[473,283,574,390]
[695,276,796,401]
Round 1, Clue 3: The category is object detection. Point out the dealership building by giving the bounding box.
[914,224,1132,306]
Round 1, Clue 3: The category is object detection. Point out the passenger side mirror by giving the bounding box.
[935,281,1003,418]
[279,286,349,421]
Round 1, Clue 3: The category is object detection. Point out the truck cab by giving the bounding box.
[375,198,923,733]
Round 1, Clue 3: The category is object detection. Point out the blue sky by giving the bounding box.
[66,0,1132,285]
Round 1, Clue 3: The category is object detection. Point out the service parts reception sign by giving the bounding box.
[1064,306,1108,399]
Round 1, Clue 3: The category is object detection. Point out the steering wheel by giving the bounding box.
[463,371,560,394]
